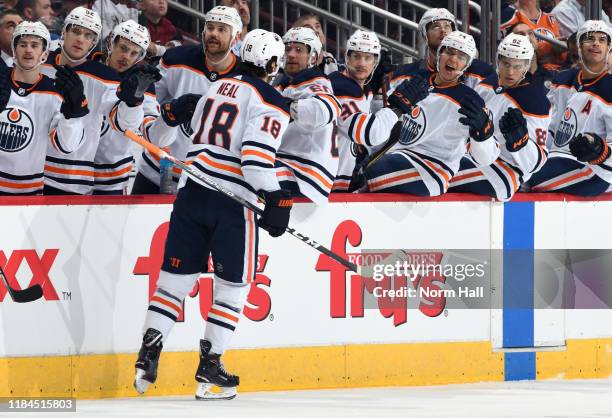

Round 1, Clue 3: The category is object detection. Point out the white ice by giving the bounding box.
[11,379,612,418]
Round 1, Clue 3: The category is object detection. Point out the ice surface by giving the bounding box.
[12,379,612,418]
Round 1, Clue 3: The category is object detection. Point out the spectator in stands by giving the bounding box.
[501,0,564,65]
[552,0,611,38]
[57,0,88,17]
[139,0,181,58]
[1,1,19,11]
[292,14,338,74]
[91,0,139,41]
[540,0,562,13]
[15,0,58,36]
[0,9,22,65]
[221,0,249,55]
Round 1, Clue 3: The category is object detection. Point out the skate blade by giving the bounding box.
[195,383,237,401]
[134,369,152,395]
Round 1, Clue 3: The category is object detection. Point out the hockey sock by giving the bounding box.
[144,270,199,341]
[204,279,249,355]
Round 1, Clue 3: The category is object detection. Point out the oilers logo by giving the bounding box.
[398,105,427,145]
[0,107,34,153]
[554,107,578,147]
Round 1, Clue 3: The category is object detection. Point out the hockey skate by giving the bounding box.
[195,339,239,400]
[134,328,163,394]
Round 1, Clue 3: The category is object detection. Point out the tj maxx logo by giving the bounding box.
[0,249,60,302]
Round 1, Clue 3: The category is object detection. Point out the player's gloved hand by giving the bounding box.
[53,63,89,119]
[117,64,162,107]
[386,74,429,116]
[499,108,529,152]
[366,49,396,94]
[458,94,494,142]
[0,60,11,113]
[258,189,293,237]
[569,133,610,165]
[161,93,202,127]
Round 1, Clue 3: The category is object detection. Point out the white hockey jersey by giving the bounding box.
[385,70,500,195]
[329,71,399,191]
[186,75,290,205]
[40,50,144,194]
[547,69,612,182]
[475,73,550,184]
[137,45,240,186]
[94,82,174,193]
[275,68,341,204]
[0,72,84,195]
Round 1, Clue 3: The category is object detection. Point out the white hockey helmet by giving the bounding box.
[240,29,285,76]
[418,8,457,40]
[576,20,612,74]
[282,26,322,66]
[63,6,102,44]
[12,21,51,68]
[204,6,243,39]
[437,30,477,69]
[345,30,381,79]
[108,20,150,62]
[496,33,534,83]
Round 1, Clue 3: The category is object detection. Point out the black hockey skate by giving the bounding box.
[195,339,239,400]
[134,328,163,394]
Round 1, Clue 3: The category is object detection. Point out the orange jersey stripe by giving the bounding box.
[496,160,519,192]
[535,168,592,191]
[94,165,133,178]
[209,307,239,323]
[369,171,420,190]
[151,295,182,314]
[451,170,484,183]
[242,149,275,164]
[354,114,368,145]
[44,165,94,177]
[197,154,243,176]
[0,179,44,189]
[282,160,334,190]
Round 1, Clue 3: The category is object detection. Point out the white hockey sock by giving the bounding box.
[144,270,199,342]
[204,279,249,355]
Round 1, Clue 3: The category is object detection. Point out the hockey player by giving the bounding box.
[134,29,290,401]
[93,21,173,195]
[526,20,612,196]
[275,26,341,204]
[40,7,153,195]
[132,5,242,194]
[0,21,86,195]
[352,31,499,196]
[448,34,550,201]
[330,30,411,191]
[389,8,494,92]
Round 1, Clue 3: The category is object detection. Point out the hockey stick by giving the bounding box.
[0,265,43,303]
[124,129,359,273]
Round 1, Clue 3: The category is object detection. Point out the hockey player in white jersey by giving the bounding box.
[448,34,550,200]
[351,31,499,195]
[0,21,86,195]
[132,5,242,194]
[93,21,173,195]
[388,8,494,92]
[526,20,612,196]
[39,7,153,195]
[275,26,341,204]
[134,29,290,400]
[330,30,413,191]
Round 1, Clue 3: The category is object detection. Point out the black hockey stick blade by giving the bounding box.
[0,266,43,303]
[124,130,359,273]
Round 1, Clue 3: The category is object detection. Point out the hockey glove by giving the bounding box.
[366,49,396,95]
[569,133,610,165]
[0,60,10,113]
[387,74,429,116]
[458,95,494,142]
[499,108,529,152]
[117,64,162,107]
[54,64,89,119]
[258,189,293,238]
[161,93,202,127]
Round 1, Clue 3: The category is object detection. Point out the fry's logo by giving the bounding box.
[316,220,447,326]
[0,249,59,302]
[133,223,272,322]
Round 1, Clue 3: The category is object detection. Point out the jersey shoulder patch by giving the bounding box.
[77,59,120,83]
[551,68,579,88]
[161,44,204,70]
[329,72,364,99]
[506,80,551,116]
[240,75,290,115]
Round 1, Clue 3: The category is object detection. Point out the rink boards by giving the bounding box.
[0,193,611,398]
